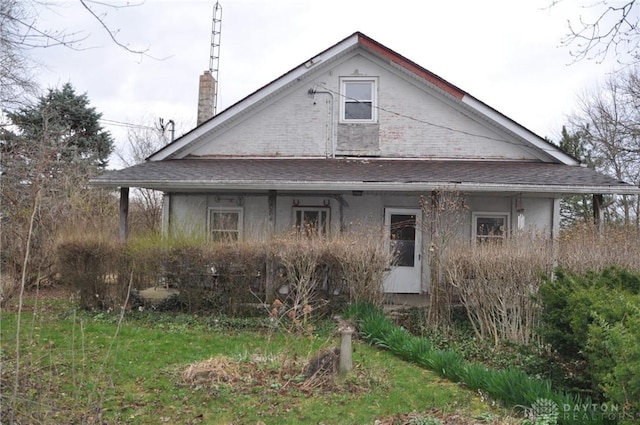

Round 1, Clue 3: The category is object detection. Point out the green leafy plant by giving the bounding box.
[537,266,640,403]
[346,302,610,425]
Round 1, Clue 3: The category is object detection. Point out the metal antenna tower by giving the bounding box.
[209,1,222,115]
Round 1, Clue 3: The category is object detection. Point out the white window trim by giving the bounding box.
[472,212,510,243]
[340,77,378,123]
[207,207,244,241]
[293,206,331,236]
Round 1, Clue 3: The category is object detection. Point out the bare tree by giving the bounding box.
[568,68,640,225]
[0,0,151,109]
[420,190,467,330]
[115,118,171,234]
[551,1,640,63]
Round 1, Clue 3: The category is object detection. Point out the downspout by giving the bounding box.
[308,87,336,158]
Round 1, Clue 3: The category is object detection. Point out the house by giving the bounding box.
[91,32,639,295]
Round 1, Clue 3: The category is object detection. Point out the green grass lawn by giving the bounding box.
[1,292,521,424]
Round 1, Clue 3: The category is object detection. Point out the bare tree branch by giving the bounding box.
[554,1,640,63]
[79,0,149,56]
[1,1,164,108]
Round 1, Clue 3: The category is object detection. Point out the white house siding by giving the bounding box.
[168,192,554,240]
[166,191,556,294]
[187,53,541,161]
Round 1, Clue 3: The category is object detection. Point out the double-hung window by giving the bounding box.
[208,208,243,241]
[472,212,509,244]
[294,207,330,236]
[341,78,377,123]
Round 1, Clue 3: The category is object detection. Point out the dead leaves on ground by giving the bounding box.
[180,352,383,397]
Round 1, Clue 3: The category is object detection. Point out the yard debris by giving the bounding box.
[181,356,241,386]
[301,347,340,390]
[180,350,379,396]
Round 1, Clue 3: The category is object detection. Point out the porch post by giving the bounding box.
[119,187,130,241]
[551,198,561,269]
[593,194,604,235]
[265,190,277,303]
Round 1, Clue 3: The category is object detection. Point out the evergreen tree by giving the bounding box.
[0,83,114,285]
[557,126,596,227]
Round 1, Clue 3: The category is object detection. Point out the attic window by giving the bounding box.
[341,78,377,123]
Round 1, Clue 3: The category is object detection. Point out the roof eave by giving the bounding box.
[90,179,640,195]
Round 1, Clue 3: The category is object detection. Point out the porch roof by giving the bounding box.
[90,158,640,195]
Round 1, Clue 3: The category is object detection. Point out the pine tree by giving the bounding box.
[0,83,114,286]
[557,126,595,227]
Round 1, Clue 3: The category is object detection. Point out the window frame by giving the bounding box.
[340,78,378,123]
[207,207,244,242]
[472,212,510,244]
[293,206,331,236]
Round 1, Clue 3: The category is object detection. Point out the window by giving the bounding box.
[389,213,417,267]
[341,79,377,122]
[472,212,509,244]
[208,208,243,241]
[294,207,330,236]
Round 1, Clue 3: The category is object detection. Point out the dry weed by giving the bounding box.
[558,223,640,273]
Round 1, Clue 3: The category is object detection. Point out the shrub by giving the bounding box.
[445,232,554,346]
[330,225,394,306]
[346,303,608,425]
[55,229,393,316]
[558,224,640,273]
[587,302,640,416]
[56,235,124,310]
[537,267,640,406]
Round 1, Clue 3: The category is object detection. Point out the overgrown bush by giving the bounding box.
[558,224,640,273]
[588,302,640,418]
[445,232,554,346]
[331,225,394,305]
[56,235,125,310]
[537,267,640,410]
[124,235,267,314]
[55,229,393,316]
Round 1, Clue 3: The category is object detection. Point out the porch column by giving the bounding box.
[551,198,561,269]
[119,187,130,241]
[593,194,604,234]
[265,190,277,303]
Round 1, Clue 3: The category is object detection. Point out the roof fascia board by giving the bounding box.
[148,33,361,161]
[357,34,465,100]
[91,179,640,195]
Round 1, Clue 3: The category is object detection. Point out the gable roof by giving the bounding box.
[91,158,639,195]
[91,32,640,196]
[147,31,578,165]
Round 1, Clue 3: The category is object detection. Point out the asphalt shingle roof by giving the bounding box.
[90,158,638,194]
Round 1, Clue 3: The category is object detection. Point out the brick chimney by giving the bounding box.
[197,70,216,125]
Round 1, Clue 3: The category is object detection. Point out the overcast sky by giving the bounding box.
[29,0,624,168]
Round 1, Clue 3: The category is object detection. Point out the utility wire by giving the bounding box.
[100,118,156,130]
[316,85,563,154]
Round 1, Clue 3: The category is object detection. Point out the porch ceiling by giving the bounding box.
[90,158,640,195]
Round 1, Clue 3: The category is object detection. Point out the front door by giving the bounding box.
[384,208,422,293]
